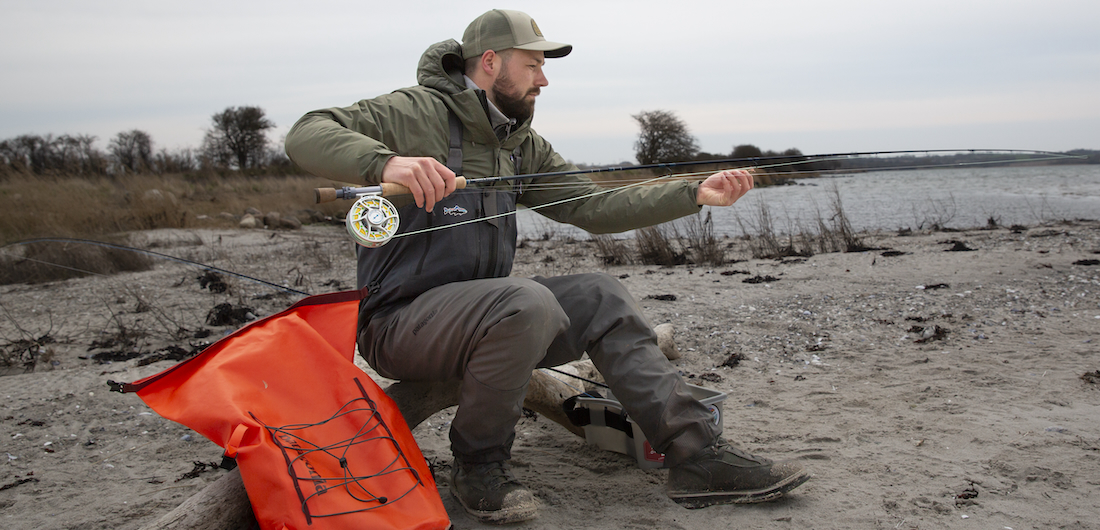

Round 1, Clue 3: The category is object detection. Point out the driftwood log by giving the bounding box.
[140,328,677,530]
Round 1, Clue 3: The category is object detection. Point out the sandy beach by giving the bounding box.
[2,220,1099,529]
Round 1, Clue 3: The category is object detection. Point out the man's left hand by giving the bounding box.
[696,169,755,206]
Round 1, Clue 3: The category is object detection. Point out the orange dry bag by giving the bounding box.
[112,291,451,530]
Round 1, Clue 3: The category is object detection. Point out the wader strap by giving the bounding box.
[446,110,463,176]
[510,149,523,193]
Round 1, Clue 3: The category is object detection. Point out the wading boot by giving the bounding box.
[451,459,538,524]
[667,438,809,508]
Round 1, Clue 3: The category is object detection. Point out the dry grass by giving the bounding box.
[679,210,725,266]
[735,185,866,259]
[592,212,729,267]
[0,172,348,245]
[635,225,688,266]
[0,239,154,285]
[0,172,350,284]
[592,235,634,265]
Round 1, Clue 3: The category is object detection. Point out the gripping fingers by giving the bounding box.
[728,169,754,198]
[388,157,452,212]
[416,172,436,212]
[419,159,456,213]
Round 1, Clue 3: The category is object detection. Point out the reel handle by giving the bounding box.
[314,176,468,203]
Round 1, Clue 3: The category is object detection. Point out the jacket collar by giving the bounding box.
[464,75,517,141]
[417,39,531,147]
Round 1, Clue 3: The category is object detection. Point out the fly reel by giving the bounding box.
[346,194,399,248]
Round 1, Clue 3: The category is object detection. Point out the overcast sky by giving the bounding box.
[2,0,1098,165]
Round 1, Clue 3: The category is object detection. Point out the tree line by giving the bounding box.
[631,109,1098,170]
[0,106,292,178]
[632,109,830,173]
[7,106,1092,178]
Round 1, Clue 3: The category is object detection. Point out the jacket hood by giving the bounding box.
[415,38,533,148]
[417,39,466,95]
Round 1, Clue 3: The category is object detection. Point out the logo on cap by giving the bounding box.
[531,20,543,37]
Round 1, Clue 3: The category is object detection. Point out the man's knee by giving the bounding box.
[491,278,570,335]
[578,272,632,299]
[559,273,642,319]
[464,279,568,387]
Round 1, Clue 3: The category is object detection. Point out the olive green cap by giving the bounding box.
[461,9,572,60]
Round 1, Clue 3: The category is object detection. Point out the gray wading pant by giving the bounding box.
[358,273,721,466]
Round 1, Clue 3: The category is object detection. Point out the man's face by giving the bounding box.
[491,49,548,125]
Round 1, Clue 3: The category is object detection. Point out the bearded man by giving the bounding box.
[286,9,809,525]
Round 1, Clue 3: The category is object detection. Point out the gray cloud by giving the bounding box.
[2,0,1097,164]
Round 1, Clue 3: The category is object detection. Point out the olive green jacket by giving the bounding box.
[285,39,702,234]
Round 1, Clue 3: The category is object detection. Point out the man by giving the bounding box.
[286,9,808,524]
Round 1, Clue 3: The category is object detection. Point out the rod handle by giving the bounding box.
[314,176,467,204]
[314,187,338,203]
[380,176,467,197]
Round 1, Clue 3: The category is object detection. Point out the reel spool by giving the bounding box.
[346,194,399,248]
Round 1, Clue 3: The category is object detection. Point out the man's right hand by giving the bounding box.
[381,156,458,212]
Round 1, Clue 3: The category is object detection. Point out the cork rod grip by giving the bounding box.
[313,176,467,204]
[380,176,467,197]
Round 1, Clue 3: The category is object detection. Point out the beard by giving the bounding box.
[492,71,538,125]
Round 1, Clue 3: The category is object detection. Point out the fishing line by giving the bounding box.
[509,152,1082,192]
[342,149,1081,246]
[1,238,310,296]
[329,149,1079,202]
[395,171,684,240]
[4,253,107,279]
[456,149,1082,189]
[543,366,610,390]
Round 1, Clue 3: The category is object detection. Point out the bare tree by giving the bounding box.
[632,110,699,165]
[0,134,107,176]
[109,130,154,174]
[152,147,198,174]
[10,134,51,174]
[202,106,274,170]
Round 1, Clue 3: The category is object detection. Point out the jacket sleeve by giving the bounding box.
[284,102,400,185]
[519,135,703,234]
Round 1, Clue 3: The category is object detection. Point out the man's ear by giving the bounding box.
[479,50,499,76]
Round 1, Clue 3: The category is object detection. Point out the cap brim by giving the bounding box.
[514,40,572,58]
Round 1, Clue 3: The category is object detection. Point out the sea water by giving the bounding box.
[516,165,1100,238]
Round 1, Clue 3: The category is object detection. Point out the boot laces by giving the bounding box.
[715,440,771,465]
[470,461,522,490]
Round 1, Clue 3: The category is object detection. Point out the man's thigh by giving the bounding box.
[361,276,564,381]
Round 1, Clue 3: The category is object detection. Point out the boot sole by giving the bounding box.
[451,488,539,524]
[668,470,810,509]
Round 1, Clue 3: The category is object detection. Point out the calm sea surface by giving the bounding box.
[516,165,1100,238]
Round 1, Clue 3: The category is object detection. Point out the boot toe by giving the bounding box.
[667,441,810,508]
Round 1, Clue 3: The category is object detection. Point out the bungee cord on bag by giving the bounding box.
[254,378,427,522]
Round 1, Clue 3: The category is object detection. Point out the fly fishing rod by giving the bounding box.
[315,149,1083,248]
